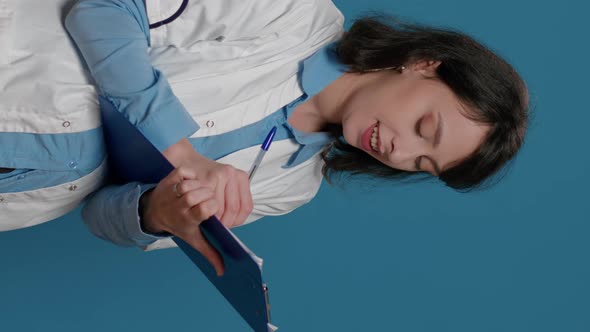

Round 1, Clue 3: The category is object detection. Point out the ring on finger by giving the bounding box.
[173,181,182,198]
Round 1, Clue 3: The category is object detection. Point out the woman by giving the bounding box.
[66,0,527,275]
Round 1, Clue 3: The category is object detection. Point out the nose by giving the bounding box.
[389,135,429,167]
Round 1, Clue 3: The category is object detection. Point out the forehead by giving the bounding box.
[434,92,488,171]
[395,76,488,171]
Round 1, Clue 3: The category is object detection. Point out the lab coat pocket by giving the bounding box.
[0,0,14,65]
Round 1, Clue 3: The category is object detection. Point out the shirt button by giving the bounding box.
[206,120,215,128]
[62,121,71,128]
[0,196,4,203]
[69,184,78,191]
[68,161,78,169]
[214,35,225,42]
[17,174,26,180]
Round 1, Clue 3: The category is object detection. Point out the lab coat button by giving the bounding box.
[206,120,215,128]
[62,121,71,128]
[215,35,225,42]
[68,161,78,169]
[69,184,78,191]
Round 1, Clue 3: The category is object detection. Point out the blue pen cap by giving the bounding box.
[261,127,277,151]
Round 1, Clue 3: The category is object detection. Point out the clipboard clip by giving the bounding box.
[263,284,279,331]
[263,283,272,323]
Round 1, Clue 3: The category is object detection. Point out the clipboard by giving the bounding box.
[98,96,277,332]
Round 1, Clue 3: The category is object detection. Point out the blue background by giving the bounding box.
[1,0,588,331]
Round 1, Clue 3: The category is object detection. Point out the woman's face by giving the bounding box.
[340,61,490,176]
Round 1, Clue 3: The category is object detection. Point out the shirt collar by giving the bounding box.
[282,42,347,168]
[299,41,348,97]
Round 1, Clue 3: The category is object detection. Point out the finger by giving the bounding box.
[180,187,215,210]
[176,165,200,181]
[212,165,236,220]
[176,179,204,198]
[233,172,253,228]
[214,177,226,221]
[182,228,225,276]
[164,166,198,185]
[187,197,219,222]
[220,177,239,227]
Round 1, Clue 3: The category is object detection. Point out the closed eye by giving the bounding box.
[414,117,424,171]
[413,114,442,175]
[415,116,423,138]
[414,117,423,170]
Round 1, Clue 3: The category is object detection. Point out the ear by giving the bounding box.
[409,60,441,78]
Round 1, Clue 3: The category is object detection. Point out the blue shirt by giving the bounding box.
[82,42,347,248]
[189,40,345,168]
[1,0,345,194]
[63,0,348,247]
[1,0,194,193]
[0,123,106,194]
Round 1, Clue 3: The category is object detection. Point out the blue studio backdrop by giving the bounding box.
[1,0,588,331]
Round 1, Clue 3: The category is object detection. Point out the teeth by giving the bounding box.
[370,125,379,152]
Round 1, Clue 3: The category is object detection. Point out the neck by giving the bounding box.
[291,72,360,132]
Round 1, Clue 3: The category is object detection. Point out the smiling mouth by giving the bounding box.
[370,122,379,152]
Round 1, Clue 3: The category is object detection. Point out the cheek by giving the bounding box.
[340,111,367,149]
[377,95,418,134]
[340,92,376,144]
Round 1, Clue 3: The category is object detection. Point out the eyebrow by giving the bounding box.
[434,111,443,148]
[429,112,444,175]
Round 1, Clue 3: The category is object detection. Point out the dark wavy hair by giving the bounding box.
[320,16,529,191]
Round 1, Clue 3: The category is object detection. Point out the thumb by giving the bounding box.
[188,233,225,277]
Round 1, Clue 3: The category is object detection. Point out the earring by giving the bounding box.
[364,65,405,73]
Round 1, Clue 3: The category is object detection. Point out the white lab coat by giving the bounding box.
[0,0,345,236]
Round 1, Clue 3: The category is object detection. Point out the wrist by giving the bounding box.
[138,188,163,234]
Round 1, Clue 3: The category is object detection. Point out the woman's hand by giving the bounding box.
[163,138,254,228]
[141,167,225,275]
[142,138,255,276]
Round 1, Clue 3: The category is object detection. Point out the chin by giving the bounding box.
[340,128,355,148]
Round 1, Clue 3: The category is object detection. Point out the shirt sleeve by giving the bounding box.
[81,181,167,247]
[65,0,199,152]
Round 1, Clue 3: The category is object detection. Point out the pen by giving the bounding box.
[247,127,276,325]
[248,126,277,181]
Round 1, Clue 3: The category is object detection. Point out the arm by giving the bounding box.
[65,0,198,153]
[67,0,251,223]
[81,182,162,247]
[69,0,258,259]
